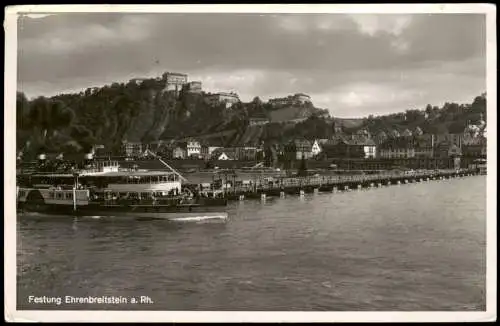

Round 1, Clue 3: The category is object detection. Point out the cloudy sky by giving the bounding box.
[17,12,486,118]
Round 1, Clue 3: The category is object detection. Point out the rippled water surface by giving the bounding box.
[17,176,487,311]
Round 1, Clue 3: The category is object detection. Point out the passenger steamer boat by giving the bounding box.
[16,160,228,221]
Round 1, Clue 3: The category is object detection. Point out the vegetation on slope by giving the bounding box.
[16,73,487,160]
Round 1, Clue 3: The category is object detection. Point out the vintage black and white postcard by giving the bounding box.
[4,4,497,323]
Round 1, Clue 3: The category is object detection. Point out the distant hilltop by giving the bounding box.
[15,71,486,160]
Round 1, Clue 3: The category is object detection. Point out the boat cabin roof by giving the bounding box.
[27,170,178,178]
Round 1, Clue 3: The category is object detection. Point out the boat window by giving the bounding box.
[66,193,73,199]
[56,192,63,199]
[141,192,150,199]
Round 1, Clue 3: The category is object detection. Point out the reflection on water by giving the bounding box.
[17,177,486,311]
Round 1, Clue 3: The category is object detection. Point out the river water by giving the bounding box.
[17,176,486,311]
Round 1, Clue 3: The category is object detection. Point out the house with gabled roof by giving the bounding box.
[318,135,376,159]
[211,148,236,161]
[379,137,416,159]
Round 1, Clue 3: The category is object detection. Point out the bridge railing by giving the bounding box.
[221,169,468,194]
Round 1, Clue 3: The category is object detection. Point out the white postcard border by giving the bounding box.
[4,3,497,323]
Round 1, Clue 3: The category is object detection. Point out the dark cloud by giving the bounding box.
[17,12,486,117]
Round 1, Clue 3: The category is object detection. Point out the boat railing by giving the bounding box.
[98,195,201,206]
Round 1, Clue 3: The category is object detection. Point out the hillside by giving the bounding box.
[16,74,487,160]
[17,78,238,159]
[346,95,487,136]
[16,79,328,158]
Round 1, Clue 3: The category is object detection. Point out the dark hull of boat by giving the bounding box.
[17,200,228,221]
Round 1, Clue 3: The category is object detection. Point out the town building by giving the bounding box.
[321,136,376,159]
[208,146,223,156]
[162,72,188,94]
[356,129,372,139]
[144,140,166,155]
[236,147,259,161]
[464,114,486,138]
[184,81,202,93]
[378,138,416,159]
[268,93,312,107]
[206,92,240,108]
[154,140,201,160]
[317,139,329,145]
[434,141,462,169]
[462,136,487,158]
[413,135,435,158]
[284,139,313,160]
[401,129,413,137]
[186,140,201,158]
[388,129,401,138]
[172,146,187,159]
[332,120,344,135]
[200,144,209,160]
[208,146,258,161]
[157,144,176,159]
[374,131,388,145]
[122,141,143,158]
[211,148,236,161]
[434,133,464,148]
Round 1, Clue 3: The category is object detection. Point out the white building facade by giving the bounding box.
[163,72,188,93]
[186,140,201,157]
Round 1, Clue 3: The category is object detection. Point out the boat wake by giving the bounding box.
[18,211,229,223]
[169,214,229,223]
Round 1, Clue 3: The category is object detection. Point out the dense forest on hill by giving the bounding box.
[17,79,239,159]
[351,94,487,136]
[16,74,487,160]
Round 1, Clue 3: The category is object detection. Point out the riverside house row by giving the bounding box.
[116,128,485,164]
[24,128,486,174]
